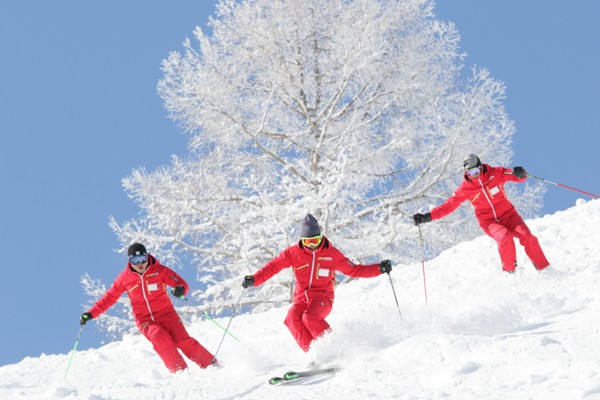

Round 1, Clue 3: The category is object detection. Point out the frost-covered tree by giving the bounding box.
[97,0,544,327]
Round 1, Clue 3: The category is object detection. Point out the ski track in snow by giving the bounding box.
[2,199,600,400]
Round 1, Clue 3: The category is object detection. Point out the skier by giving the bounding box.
[413,154,550,273]
[79,243,215,373]
[241,213,393,352]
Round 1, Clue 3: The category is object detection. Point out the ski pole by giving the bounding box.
[182,295,263,358]
[385,271,403,321]
[418,224,428,305]
[529,174,599,199]
[183,297,240,342]
[64,324,84,379]
[211,288,245,363]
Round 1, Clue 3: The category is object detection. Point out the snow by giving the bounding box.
[2,199,600,400]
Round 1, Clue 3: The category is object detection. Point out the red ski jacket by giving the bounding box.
[88,255,189,325]
[430,164,526,224]
[252,237,382,303]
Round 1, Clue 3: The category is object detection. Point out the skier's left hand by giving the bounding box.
[379,260,392,274]
[512,166,527,179]
[171,285,185,298]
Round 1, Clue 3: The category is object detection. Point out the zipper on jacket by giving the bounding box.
[139,272,155,321]
[305,251,317,301]
[477,178,499,221]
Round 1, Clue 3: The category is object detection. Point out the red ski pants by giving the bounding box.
[480,212,550,272]
[138,310,214,373]
[284,299,332,352]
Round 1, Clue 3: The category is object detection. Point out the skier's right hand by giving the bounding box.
[413,212,432,225]
[379,260,392,274]
[80,312,93,326]
[242,275,255,288]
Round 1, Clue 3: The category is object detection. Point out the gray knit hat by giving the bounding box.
[300,213,322,237]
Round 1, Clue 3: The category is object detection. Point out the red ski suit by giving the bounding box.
[87,255,214,372]
[253,237,382,351]
[430,164,549,272]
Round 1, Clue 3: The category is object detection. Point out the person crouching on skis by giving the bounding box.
[413,154,550,273]
[241,213,393,352]
[80,243,216,373]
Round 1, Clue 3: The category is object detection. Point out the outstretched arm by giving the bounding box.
[88,282,125,319]
[430,190,467,220]
[334,249,382,278]
[250,248,294,287]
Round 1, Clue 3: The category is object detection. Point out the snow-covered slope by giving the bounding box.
[2,199,599,400]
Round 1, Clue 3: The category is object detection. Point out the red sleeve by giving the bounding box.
[430,185,468,220]
[162,266,190,296]
[88,277,125,318]
[498,166,527,184]
[253,247,294,286]
[332,249,382,278]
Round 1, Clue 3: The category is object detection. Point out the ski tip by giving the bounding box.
[269,366,341,385]
[283,371,300,380]
[269,377,285,385]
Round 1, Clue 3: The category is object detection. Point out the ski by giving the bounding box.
[268,367,340,385]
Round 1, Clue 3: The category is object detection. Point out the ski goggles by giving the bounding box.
[466,166,481,177]
[301,234,322,246]
[129,254,148,265]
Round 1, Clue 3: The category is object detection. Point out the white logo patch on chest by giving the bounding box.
[147,283,159,291]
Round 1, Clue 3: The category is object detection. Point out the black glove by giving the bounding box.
[413,212,432,225]
[242,275,255,288]
[80,312,93,326]
[379,260,392,274]
[171,285,185,298]
[512,166,527,179]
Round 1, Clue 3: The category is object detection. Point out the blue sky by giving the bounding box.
[1,1,598,366]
